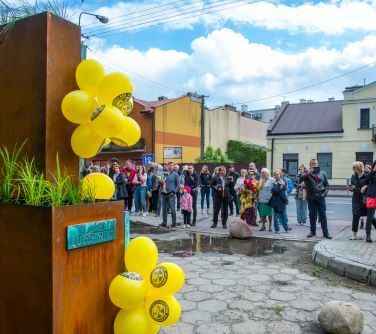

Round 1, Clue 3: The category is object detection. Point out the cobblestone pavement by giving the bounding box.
[156,245,376,334]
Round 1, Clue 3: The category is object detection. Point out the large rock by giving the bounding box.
[229,218,252,239]
[318,300,364,334]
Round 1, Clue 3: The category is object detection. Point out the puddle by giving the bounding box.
[155,233,291,258]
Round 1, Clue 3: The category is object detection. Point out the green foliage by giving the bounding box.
[195,146,232,163]
[0,140,26,203]
[227,140,266,164]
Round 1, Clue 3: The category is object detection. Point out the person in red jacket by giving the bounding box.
[121,160,137,212]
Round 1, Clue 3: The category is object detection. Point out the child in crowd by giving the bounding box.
[180,185,193,228]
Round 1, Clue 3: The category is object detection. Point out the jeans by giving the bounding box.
[308,197,329,236]
[134,186,146,213]
[176,191,181,210]
[201,186,211,210]
[274,209,288,232]
[190,190,198,225]
[161,193,176,226]
[295,198,308,223]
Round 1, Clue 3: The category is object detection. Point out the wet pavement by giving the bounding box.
[131,223,376,334]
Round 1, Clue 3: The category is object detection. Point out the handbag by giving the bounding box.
[146,189,152,198]
[366,197,376,209]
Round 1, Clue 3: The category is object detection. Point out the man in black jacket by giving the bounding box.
[299,159,332,239]
[227,165,240,216]
[211,166,231,228]
[184,165,199,226]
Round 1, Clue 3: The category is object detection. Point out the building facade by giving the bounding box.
[267,82,376,187]
[243,105,281,123]
[205,105,268,153]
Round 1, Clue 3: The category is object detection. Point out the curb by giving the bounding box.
[313,240,376,286]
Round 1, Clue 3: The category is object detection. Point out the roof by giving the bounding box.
[267,100,343,136]
[134,96,183,110]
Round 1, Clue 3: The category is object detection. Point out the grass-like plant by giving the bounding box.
[46,153,70,206]
[0,140,26,203]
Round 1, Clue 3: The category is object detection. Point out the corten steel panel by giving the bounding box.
[0,12,80,178]
[0,205,53,334]
[52,201,124,334]
[0,201,125,334]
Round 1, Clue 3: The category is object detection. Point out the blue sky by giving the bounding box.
[71,0,376,108]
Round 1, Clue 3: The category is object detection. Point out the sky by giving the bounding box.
[63,1,376,109]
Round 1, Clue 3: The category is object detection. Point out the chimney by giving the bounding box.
[281,101,289,109]
[158,96,168,101]
[300,99,306,104]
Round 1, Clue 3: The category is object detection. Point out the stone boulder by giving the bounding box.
[229,217,252,239]
[318,300,364,334]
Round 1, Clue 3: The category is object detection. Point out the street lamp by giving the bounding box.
[78,12,109,26]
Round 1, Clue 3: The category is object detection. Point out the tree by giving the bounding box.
[227,140,266,164]
[195,146,231,163]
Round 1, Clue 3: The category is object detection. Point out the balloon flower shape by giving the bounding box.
[61,59,141,159]
[109,237,185,334]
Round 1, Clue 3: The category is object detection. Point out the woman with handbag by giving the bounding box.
[363,161,376,243]
[295,165,308,225]
[349,161,368,240]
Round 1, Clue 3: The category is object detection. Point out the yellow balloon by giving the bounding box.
[76,59,106,96]
[125,237,158,278]
[81,172,115,200]
[104,138,111,146]
[61,90,97,124]
[71,124,105,158]
[109,272,147,309]
[111,117,141,147]
[145,295,181,327]
[98,73,133,112]
[148,262,185,295]
[114,307,148,334]
[147,318,160,334]
[90,104,124,138]
[120,96,133,116]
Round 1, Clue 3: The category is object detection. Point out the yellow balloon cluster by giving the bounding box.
[109,237,185,334]
[61,59,141,159]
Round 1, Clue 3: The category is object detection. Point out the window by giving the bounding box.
[283,154,298,180]
[317,153,332,179]
[360,108,370,129]
[356,152,373,166]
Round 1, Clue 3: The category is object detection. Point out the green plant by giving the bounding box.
[45,154,70,206]
[195,146,232,163]
[312,266,323,277]
[0,140,26,203]
[274,305,285,314]
[227,140,266,164]
[17,158,48,206]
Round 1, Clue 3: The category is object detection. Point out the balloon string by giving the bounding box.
[125,211,130,249]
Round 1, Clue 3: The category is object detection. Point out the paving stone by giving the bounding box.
[248,274,271,282]
[269,290,297,302]
[216,278,236,286]
[200,272,224,280]
[352,292,376,302]
[185,271,200,279]
[198,299,227,312]
[180,284,198,293]
[296,273,317,281]
[213,309,245,324]
[184,291,211,302]
[242,292,265,302]
[188,277,210,285]
[345,262,372,283]
[280,268,300,275]
[257,268,280,275]
[180,300,197,311]
[182,309,212,325]
[199,284,224,293]
[282,307,315,322]
[160,322,194,334]
[272,274,293,282]
[290,298,322,311]
[196,323,231,334]
[327,257,346,276]
[232,320,267,334]
[266,320,302,334]
[230,300,256,312]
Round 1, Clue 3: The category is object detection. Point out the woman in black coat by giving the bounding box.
[113,165,128,209]
[349,161,369,240]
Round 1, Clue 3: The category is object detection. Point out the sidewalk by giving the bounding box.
[313,226,376,286]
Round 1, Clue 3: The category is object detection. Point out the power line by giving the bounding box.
[86,48,185,95]
[86,0,260,38]
[83,0,206,33]
[234,60,376,105]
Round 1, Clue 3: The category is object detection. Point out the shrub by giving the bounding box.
[227,140,266,164]
[195,146,232,163]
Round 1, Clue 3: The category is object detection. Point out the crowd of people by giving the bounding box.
[81,157,376,243]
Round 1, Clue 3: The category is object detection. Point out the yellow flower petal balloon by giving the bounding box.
[81,172,115,200]
[97,73,133,113]
[70,124,104,158]
[148,262,185,296]
[109,272,147,310]
[90,104,124,138]
[125,237,158,279]
[114,307,148,334]
[111,116,141,147]
[76,59,106,96]
[145,295,181,327]
[61,90,97,124]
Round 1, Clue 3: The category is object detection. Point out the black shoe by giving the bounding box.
[288,227,292,231]
[171,224,177,228]
[159,223,167,228]
[324,235,332,239]
[191,221,196,226]
[211,224,217,228]
[307,233,316,238]
[222,225,227,229]
[367,235,373,243]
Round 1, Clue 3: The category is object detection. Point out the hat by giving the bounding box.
[84,163,90,168]
[111,158,119,163]
[184,185,191,193]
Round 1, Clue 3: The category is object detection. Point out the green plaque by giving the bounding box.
[67,219,116,250]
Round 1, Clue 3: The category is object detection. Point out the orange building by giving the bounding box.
[92,94,201,166]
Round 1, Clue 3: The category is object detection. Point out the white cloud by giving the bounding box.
[89,28,376,109]
[82,0,376,36]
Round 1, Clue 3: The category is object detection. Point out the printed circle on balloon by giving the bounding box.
[149,300,169,323]
[150,265,168,288]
